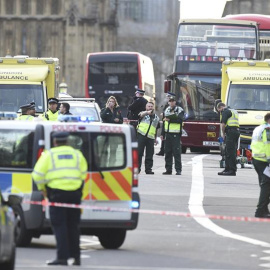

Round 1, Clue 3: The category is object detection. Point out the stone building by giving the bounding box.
[116,0,180,108]
[0,0,118,96]
[224,0,270,15]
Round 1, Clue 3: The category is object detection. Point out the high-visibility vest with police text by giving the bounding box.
[32,145,88,191]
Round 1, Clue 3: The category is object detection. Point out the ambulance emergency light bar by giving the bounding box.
[58,115,95,123]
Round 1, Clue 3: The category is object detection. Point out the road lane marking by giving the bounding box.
[188,155,270,248]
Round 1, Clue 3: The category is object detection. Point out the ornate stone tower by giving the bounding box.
[0,0,117,96]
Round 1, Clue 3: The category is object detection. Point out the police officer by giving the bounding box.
[217,102,240,176]
[32,132,87,266]
[163,96,184,175]
[251,113,270,218]
[41,98,59,121]
[137,101,160,174]
[156,92,176,156]
[18,103,36,121]
[127,89,148,129]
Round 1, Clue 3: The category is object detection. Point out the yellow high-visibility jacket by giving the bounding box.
[18,115,35,121]
[251,123,270,162]
[32,145,88,191]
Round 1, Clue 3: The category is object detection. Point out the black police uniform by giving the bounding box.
[127,96,148,129]
[220,108,240,174]
[46,132,84,266]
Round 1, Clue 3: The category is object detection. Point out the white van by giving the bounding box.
[0,121,139,249]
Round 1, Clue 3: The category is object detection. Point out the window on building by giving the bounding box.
[21,27,27,54]
[119,0,143,21]
[5,0,15,15]
[36,0,44,15]
[51,0,61,15]
[21,0,30,15]
[37,25,42,56]
[239,0,252,13]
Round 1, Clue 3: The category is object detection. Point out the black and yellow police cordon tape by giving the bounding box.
[23,200,270,223]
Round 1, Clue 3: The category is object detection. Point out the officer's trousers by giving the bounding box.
[225,128,240,172]
[48,188,82,261]
[164,133,182,172]
[137,133,154,172]
[253,159,270,216]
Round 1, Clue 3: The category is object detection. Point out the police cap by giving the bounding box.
[20,103,36,110]
[166,92,176,97]
[168,96,176,101]
[52,131,69,141]
[135,89,145,94]
[48,98,59,104]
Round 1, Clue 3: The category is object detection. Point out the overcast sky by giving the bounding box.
[179,0,229,19]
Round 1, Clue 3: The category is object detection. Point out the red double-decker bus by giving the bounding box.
[224,14,270,59]
[85,52,155,117]
[165,19,259,153]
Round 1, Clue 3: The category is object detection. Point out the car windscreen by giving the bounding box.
[0,84,44,113]
[0,129,34,169]
[69,105,100,121]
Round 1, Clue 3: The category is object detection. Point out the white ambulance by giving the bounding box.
[0,120,139,249]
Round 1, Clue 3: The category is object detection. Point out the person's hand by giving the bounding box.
[42,190,47,198]
[160,135,163,140]
[164,117,170,121]
[114,118,119,122]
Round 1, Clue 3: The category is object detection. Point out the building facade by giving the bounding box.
[116,0,180,108]
[224,0,270,15]
[0,0,117,96]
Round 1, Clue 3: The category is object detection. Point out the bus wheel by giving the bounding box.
[182,146,187,154]
[98,229,126,249]
[13,205,32,247]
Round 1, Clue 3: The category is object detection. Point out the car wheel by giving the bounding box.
[98,229,126,249]
[0,243,15,270]
[13,205,32,247]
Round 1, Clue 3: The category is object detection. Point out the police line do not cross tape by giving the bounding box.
[23,200,270,223]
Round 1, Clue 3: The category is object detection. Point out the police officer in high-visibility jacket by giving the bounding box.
[137,101,160,174]
[217,102,240,176]
[251,113,270,218]
[17,103,36,121]
[162,96,184,175]
[41,98,59,121]
[32,132,87,266]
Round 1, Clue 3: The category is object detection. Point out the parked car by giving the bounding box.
[0,191,21,270]
[58,97,101,122]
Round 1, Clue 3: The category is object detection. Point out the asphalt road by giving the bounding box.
[15,149,270,270]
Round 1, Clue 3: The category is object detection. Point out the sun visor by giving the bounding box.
[0,65,49,82]
[227,67,270,84]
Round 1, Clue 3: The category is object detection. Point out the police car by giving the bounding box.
[0,190,21,270]
[58,97,101,122]
[0,118,139,249]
